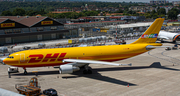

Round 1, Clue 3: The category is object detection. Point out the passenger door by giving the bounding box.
[20,53,25,62]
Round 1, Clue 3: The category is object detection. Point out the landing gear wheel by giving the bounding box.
[83,64,92,74]
[24,69,27,75]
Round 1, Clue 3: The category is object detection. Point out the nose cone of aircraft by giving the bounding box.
[0,57,7,65]
[2,58,7,65]
[3,58,15,65]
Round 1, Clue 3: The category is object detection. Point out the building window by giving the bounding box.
[22,28,29,33]
[0,30,4,34]
[44,27,51,31]
[13,29,21,33]
[71,30,77,35]
[64,32,70,36]
[51,26,57,30]
[4,29,13,34]
[30,28,37,32]
[37,27,44,31]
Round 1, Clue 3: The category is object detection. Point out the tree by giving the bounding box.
[167,8,179,20]
[152,13,158,19]
[47,13,55,18]
[39,9,46,15]
[157,8,166,15]
[144,13,151,18]
[12,8,26,16]
[1,10,12,16]
[115,9,123,13]
[55,13,66,19]
[26,10,36,16]
[84,11,98,16]
[70,12,78,19]
[78,12,85,17]
[127,10,136,15]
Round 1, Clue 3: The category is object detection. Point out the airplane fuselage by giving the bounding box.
[4,43,161,68]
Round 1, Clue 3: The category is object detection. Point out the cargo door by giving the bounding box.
[20,53,25,62]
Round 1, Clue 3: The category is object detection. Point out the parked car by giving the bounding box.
[172,46,178,50]
[172,45,178,50]
[43,88,57,96]
[165,47,171,50]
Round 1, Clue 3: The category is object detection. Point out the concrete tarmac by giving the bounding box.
[0,41,180,96]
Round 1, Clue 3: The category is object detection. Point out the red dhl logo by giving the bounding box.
[1,23,15,28]
[41,21,53,25]
[28,53,66,63]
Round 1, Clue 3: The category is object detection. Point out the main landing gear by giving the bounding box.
[23,68,27,75]
[83,64,92,74]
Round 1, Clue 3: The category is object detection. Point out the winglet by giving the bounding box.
[132,18,164,44]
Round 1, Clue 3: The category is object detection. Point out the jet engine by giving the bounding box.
[59,65,80,74]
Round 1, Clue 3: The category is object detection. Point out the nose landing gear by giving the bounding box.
[23,68,27,75]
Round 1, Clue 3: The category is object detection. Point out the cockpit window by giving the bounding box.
[7,56,14,59]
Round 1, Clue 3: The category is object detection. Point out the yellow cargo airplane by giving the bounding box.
[3,18,164,75]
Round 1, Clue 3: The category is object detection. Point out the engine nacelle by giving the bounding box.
[59,65,80,74]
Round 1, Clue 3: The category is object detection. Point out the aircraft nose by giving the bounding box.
[2,58,7,65]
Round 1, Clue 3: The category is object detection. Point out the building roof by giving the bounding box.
[0,16,47,27]
[18,16,47,27]
[137,12,145,14]
[105,22,153,29]
[105,13,123,16]
[65,20,125,25]
[0,16,24,21]
[109,16,123,19]
[0,18,8,23]
[172,22,180,25]
[0,16,63,27]
[51,11,73,13]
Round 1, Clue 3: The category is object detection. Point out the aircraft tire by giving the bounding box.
[24,71,27,75]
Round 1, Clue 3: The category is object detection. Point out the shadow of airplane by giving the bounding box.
[11,62,180,86]
[93,62,180,72]
[64,67,137,86]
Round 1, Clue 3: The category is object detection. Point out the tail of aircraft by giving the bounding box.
[132,18,164,44]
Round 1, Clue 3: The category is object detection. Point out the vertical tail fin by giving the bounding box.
[132,18,164,44]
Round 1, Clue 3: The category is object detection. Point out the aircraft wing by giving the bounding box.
[63,59,132,66]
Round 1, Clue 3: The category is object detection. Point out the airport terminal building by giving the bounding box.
[0,16,78,46]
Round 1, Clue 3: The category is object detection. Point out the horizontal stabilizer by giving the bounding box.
[63,59,132,66]
[146,45,173,50]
